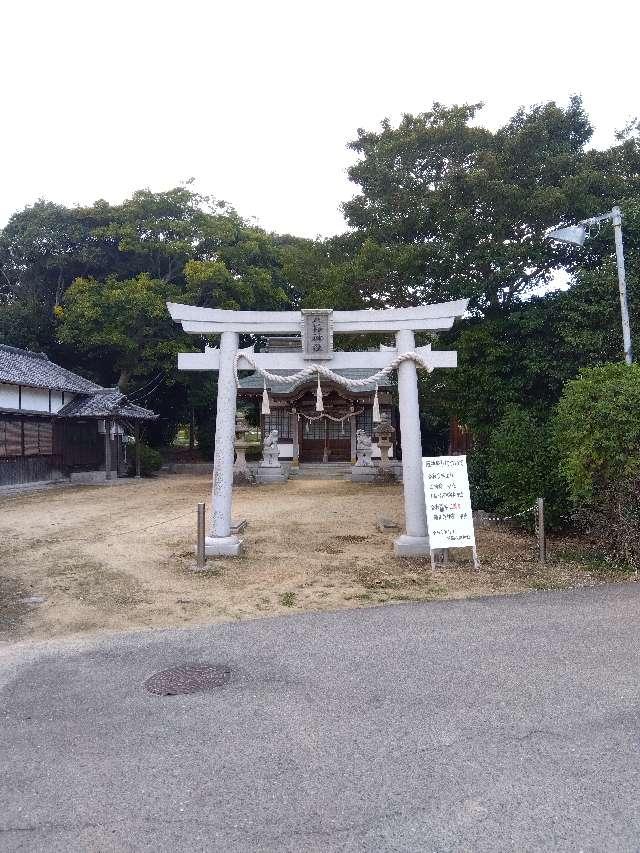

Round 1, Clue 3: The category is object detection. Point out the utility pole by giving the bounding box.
[612,207,633,365]
[546,206,633,365]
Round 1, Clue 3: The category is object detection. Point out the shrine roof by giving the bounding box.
[0,344,104,394]
[238,369,393,395]
[57,390,158,421]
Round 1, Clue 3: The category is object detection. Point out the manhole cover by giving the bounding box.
[144,663,231,696]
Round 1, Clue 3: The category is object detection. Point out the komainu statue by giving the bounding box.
[261,429,280,467]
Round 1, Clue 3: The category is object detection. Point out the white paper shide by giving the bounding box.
[423,456,476,550]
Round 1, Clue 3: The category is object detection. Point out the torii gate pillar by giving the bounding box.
[168,300,467,558]
[393,329,429,555]
[209,330,242,554]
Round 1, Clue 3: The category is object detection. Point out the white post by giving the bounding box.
[208,330,243,555]
[612,206,633,366]
[394,329,430,555]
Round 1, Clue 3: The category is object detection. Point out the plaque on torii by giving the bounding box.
[168,300,468,557]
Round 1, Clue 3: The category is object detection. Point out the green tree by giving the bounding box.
[57,273,182,390]
[93,185,215,283]
[343,98,640,312]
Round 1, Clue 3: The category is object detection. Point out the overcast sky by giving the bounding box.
[2,0,639,239]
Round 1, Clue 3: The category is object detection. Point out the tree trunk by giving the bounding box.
[117,369,131,391]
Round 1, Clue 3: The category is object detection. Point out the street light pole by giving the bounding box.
[546,206,633,365]
[612,206,633,365]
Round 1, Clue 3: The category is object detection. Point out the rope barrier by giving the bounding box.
[297,408,364,423]
[235,350,434,389]
[481,504,537,523]
[50,511,195,544]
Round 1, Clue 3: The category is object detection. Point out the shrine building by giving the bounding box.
[237,337,398,464]
[0,344,157,487]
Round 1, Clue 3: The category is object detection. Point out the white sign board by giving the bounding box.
[423,455,476,550]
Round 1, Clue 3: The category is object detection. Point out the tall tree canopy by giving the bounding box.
[341,97,640,312]
[2,98,639,468]
[0,185,315,449]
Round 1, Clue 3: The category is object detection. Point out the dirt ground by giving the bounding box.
[0,474,633,644]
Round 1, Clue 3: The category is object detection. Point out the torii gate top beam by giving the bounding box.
[167,300,469,335]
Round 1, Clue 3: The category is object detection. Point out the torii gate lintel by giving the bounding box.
[167,301,467,557]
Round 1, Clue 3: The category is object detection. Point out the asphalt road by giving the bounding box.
[1,584,640,852]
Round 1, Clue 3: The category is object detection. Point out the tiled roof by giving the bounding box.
[57,390,158,421]
[238,368,393,395]
[0,344,103,394]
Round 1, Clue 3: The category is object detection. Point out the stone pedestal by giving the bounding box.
[378,440,392,469]
[393,535,431,557]
[351,465,376,483]
[257,466,287,484]
[374,466,396,484]
[204,535,244,556]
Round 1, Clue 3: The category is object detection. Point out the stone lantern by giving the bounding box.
[373,414,396,479]
[233,411,254,484]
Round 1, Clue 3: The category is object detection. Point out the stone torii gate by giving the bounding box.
[168,300,468,557]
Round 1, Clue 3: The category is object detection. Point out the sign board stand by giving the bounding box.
[423,455,479,570]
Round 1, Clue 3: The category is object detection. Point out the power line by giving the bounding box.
[127,371,165,400]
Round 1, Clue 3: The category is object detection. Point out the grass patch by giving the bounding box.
[355,565,433,590]
[279,591,296,607]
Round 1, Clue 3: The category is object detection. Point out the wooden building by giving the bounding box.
[237,337,399,464]
[0,345,157,487]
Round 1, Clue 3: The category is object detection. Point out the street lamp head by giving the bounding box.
[545,224,588,246]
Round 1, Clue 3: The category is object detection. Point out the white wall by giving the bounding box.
[0,384,78,414]
[20,386,50,412]
[0,382,20,409]
[278,442,294,459]
[50,390,72,413]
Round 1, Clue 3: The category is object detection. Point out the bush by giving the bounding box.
[128,442,163,477]
[554,363,640,568]
[484,406,567,528]
[554,363,640,505]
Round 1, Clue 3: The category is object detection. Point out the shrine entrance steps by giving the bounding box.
[292,463,352,480]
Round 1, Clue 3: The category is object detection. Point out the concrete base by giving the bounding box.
[204,535,244,556]
[352,464,403,483]
[351,466,376,482]
[257,466,287,484]
[393,534,431,556]
[70,470,109,484]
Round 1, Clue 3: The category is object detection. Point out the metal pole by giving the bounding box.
[536,497,546,566]
[612,206,633,365]
[196,502,206,569]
